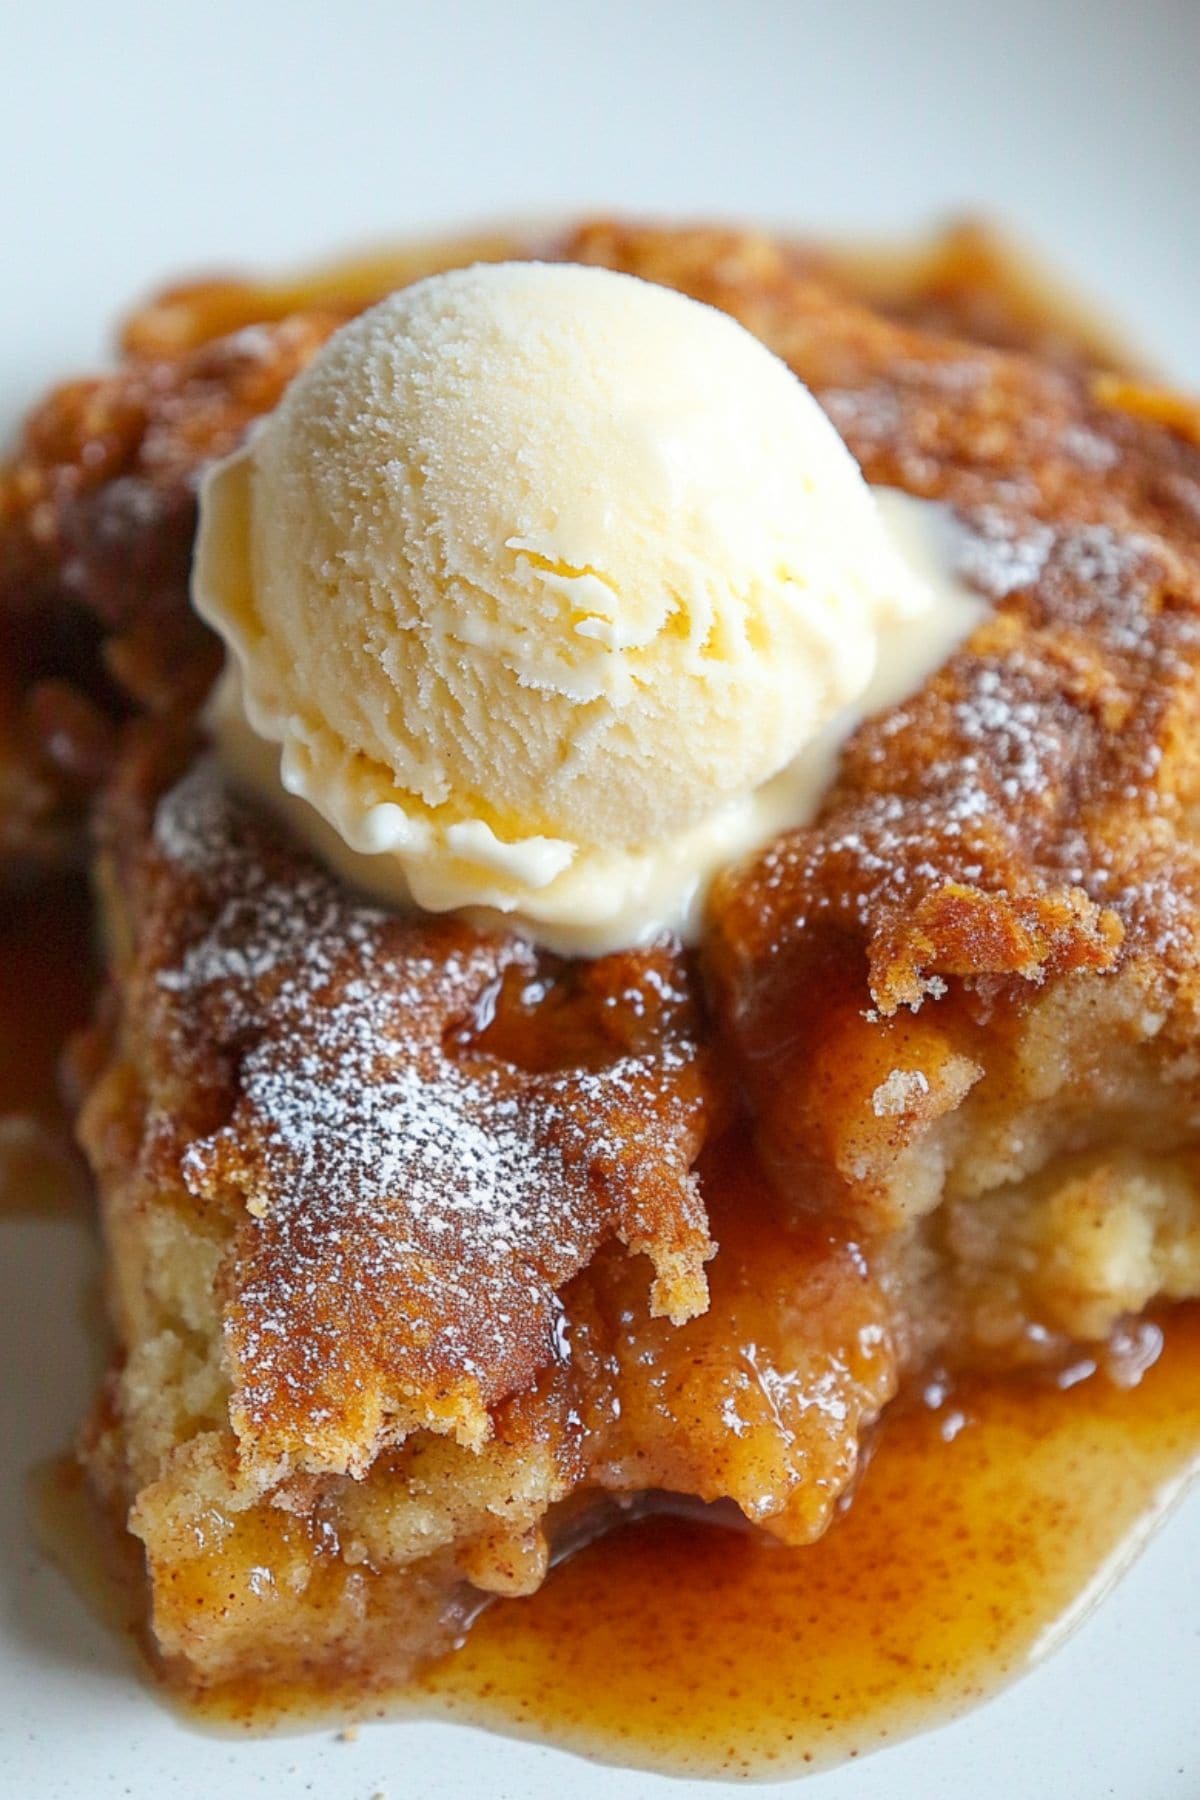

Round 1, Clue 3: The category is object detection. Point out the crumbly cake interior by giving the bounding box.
[5,217,1200,1694]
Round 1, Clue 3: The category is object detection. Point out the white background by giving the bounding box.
[3,0,1199,422]
[2,3,1199,1797]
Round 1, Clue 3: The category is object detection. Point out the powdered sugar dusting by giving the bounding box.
[956,506,1055,598]
[733,496,1200,1011]
[148,766,710,1477]
[872,1070,931,1117]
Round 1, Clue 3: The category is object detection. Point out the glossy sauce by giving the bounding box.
[414,1312,1200,1777]
[12,886,1200,1779]
[0,877,95,1214]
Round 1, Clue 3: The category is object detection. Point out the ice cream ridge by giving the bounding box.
[196,260,979,952]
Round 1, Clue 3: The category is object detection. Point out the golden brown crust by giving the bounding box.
[0,316,343,867]
[100,735,711,1481]
[571,228,1200,1225]
[39,216,1200,1374]
[80,739,896,1687]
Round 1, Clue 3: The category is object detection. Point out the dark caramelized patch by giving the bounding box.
[450,948,700,1076]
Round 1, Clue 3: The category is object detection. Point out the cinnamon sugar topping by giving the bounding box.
[142,766,711,1477]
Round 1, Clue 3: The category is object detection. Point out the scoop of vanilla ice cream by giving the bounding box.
[194,260,929,943]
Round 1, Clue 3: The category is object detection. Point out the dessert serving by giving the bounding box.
[3,217,1200,1776]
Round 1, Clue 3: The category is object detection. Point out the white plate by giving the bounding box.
[2,4,1198,1796]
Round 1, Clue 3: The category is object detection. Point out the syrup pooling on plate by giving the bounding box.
[174,1150,1200,1778]
[0,879,94,1215]
[414,1327,1200,1778]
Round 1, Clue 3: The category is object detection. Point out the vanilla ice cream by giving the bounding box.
[194,261,959,950]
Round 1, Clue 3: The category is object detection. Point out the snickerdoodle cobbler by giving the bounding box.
[3,218,1200,1697]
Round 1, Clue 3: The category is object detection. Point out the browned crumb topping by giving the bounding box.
[106,744,710,1481]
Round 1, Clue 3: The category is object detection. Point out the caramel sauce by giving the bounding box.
[10,881,1200,1780]
[28,1456,147,1656]
[35,1306,1199,1779]
[410,1314,1200,1778]
[0,877,94,1213]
